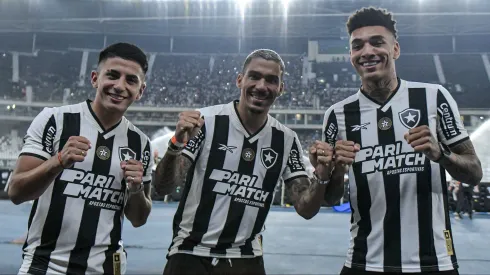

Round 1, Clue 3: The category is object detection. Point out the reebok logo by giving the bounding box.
[351,122,370,132]
[218,144,237,153]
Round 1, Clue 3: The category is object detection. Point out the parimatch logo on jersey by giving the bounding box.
[60,169,125,211]
[355,141,427,175]
[209,169,269,208]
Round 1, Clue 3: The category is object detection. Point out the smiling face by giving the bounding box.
[349,25,400,82]
[236,57,284,115]
[91,57,146,114]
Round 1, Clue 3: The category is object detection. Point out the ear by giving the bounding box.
[91,71,98,89]
[136,82,146,101]
[393,40,401,60]
[278,81,285,97]
[236,73,243,89]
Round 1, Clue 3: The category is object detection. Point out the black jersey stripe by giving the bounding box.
[377,108,402,272]
[245,127,285,256]
[179,115,229,252]
[344,100,371,268]
[408,87,438,272]
[67,133,115,274]
[28,113,81,274]
[212,139,258,253]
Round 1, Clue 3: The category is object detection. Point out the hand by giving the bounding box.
[334,140,361,173]
[121,159,144,193]
[175,111,204,144]
[58,136,91,168]
[309,141,334,181]
[404,125,441,162]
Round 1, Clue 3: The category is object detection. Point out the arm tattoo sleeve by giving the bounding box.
[153,153,193,196]
[441,140,482,185]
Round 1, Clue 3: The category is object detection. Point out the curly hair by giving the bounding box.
[346,7,398,39]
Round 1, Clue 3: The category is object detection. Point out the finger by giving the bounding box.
[413,144,431,153]
[71,136,92,146]
[335,156,355,165]
[336,140,355,146]
[123,163,144,172]
[125,170,143,179]
[408,136,431,148]
[198,117,205,127]
[177,121,197,131]
[405,131,429,144]
[335,144,356,153]
[180,111,201,121]
[336,151,357,160]
[309,146,317,155]
[73,142,90,151]
[408,125,429,135]
[70,154,85,163]
[182,116,201,127]
[354,143,361,151]
[125,159,142,166]
[317,156,332,165]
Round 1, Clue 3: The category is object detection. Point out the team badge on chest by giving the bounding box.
[242,148,255,162]
[398,108,421,129]
[378,117,393,131]
[260,148,278,169]
[119,147,136,161]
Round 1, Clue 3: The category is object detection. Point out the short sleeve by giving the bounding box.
[182,123,206,163]
[20,107,57,161]
[142,138,154,184]
[282,134,308,182]
[436,86,469,147]
[322,106,339,148]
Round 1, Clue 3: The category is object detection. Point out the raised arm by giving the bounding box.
[154,111,205,196]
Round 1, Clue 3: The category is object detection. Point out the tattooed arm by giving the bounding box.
[323,166,346,205]
[439,139,482,185]
[284,177,326,220]
[154,153,192,196]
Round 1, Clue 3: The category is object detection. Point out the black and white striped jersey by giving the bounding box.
[169,100,308,258]
[323,79,467,273]
[18,100,153,275]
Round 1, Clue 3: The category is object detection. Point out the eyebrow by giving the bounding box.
[351,35,386,44]
[247,70,279,80]
[107,69,140,82]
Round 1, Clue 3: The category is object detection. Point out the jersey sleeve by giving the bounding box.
[436,86,469,147]
[182,123,206,163]
[322,106,339,148]
[282,134,308,182]
[20,107,58,161]
[142,138,154,185]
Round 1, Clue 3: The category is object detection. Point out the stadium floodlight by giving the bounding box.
[236,0,251,20]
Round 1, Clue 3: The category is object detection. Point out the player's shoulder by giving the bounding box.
[324,92,360,116]
[37,101,85,119]
[403,79,447,94]
[197,102,230,117]
[267,115,297,138]
[121,117,151,143]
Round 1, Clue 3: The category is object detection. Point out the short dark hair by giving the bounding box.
[242,49,285,78]
[346,7,398,39]
[98,42,148,74]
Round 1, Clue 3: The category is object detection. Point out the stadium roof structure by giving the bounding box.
[1,0,490,38]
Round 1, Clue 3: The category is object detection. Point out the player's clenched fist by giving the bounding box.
[121,159,144,193]
[309,141,334,181]
[175,111,204,144]
[334,140,361,171]
[58,136,91,168]
[404,125,440,161]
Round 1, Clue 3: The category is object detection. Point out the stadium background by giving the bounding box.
[0,0,490,273]
[1,0,490,209]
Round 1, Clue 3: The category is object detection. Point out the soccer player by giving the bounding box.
[8,43,154,274]
[154,49,334,275]
[321,7,483,275]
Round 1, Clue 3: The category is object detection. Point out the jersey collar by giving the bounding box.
[84,100,123,137]
[229,100,270,143]
[359,77,404,110]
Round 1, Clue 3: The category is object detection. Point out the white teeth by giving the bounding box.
[362,61,380,67]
